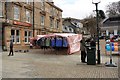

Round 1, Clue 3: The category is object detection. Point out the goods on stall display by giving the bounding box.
[55,37,63,47]
[46,38,50,47]
[63,38,68,47]
[36,37,68,48]
[51,37,55,47]
[30,33,82,54]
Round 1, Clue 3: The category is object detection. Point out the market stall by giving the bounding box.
[30,33,82,54]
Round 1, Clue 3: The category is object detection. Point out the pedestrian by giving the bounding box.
[90,38,96,47]
[8,40,14,56]
[80,39,87,63]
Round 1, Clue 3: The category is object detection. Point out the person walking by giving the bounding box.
[80,39,87,63]
[8,40,14,56]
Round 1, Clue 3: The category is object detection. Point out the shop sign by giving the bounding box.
[13,20,32,27]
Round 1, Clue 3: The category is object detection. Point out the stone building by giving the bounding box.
[101,16,120,37]
[34,1,62,36]
[0,1,62,50]
[62,17,83,34]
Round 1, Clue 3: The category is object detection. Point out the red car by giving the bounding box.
[110,35,120,42]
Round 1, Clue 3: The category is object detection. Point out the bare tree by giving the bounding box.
[81,15,97,35]
[106,1,120,17]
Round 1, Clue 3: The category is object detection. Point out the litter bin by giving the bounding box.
[86,46,96,65]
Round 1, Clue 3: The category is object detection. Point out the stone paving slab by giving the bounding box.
[2,49,119,78]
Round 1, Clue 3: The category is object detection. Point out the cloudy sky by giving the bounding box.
[53,0,120,19]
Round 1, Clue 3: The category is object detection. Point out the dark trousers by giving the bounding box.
[81,51,86,62]
[8,48,13,56]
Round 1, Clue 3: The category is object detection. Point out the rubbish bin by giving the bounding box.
[86,46,96,65]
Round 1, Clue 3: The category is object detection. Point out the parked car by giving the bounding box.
[99,36,105,39]
[110,35,120,42]
[106,35,120,42]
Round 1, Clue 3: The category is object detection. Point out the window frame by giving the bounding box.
[11,29,20,44]
[41,15,45,26]
[56,20,59,29]
[14,5,20,20]
[0,2,3,17]
[40,0,45,10]
[26,9,31,23]
[50,17,54,28]
[24,30,32,43]
[26,0,31,5]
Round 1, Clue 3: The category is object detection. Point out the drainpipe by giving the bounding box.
[32,0,35,37]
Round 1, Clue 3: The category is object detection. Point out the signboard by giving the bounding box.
[13,21,32,27]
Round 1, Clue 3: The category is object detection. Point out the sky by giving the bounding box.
[53,0,120,19]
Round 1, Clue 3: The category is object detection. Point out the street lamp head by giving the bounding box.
[92,0,101,4]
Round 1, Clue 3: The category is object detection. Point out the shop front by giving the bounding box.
[4,20,32,50]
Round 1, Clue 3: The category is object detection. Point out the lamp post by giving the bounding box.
[92,0,101,64]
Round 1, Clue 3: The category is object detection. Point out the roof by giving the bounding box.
[103,16,120,23]
[46,2,63,12]
[102,16,120,27]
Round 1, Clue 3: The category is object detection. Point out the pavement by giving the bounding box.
[1,39,120,78]
[2,49,119,78]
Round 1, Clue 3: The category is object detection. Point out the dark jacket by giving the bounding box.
[80,40,86,51]
[90,40,96,47]
[10,41,13,48]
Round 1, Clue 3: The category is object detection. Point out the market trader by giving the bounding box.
[80,39,87,63]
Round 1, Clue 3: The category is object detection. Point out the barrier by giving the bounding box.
[111,46,114,51]
[114,42,118,46]
[106,42,119,52]
[114,46,118,51]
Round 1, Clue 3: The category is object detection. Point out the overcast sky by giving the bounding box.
[53,0,120,19]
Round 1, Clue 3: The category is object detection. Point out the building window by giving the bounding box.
[0,2,3,17]
[26,0,31,5]
[24,31,32,43]
[64,26,67,30]
[52,8,55,16]
[69,28,72,32]
[50,7,54,15]
[41,15,44,26]
[50,7,55,16]
[56,10,59,16]
[16,30,20,42]
[11,30,15,42]
[59,12,62,18]
[50,17,54,28]
[25,31,27,42]
[56,21,59,28]
[14,5,20,20]
[28,31,32,42]
[118,30,120,35]
[26,9,30,23]
[40,0,45,10]
[11,29,20,43]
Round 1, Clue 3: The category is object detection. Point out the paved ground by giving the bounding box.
[1,40,120,78]
[2,49,119,78]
